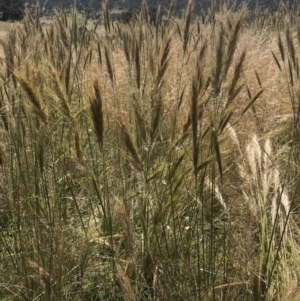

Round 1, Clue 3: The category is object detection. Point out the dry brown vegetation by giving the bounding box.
[0,1,300,300]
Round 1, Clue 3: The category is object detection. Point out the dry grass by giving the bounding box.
[0,3,300,301]
[0,21,18,58]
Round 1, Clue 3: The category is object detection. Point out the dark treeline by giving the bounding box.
[0,0,25,21]
[0,0,297,21]
[26,0,295,14]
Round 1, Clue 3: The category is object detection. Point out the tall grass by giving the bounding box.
[0,1,300,300]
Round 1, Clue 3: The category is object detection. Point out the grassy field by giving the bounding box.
[1,1,300,300]
[0,21,19,58]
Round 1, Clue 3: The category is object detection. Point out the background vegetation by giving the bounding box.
[0,0,25,21]
[26,0,295,18]
[1,0,300,300]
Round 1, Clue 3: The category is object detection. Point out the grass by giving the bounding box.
[0,21,18,58]
[0,1,300,300]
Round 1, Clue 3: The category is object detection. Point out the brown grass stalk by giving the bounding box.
[135,41,141,90]
[115,196,136,256]
[150,88,163,142]
[74,130,83,164]
[14,71,48,125]
[90,80,104,149]
[103,0,111,34]
[183,0,193,54]
[132,93,147,145]
[48,64,74,125]
[156,35,172,88]
[115,263,136,301]
[0,89,9,131]
[105,46,114,85]
[27,259,52,301]
[116,115,143,172]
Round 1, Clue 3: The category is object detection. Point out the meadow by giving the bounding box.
[0,1,300,300]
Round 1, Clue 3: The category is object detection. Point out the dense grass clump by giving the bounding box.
[1,1,300,300]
